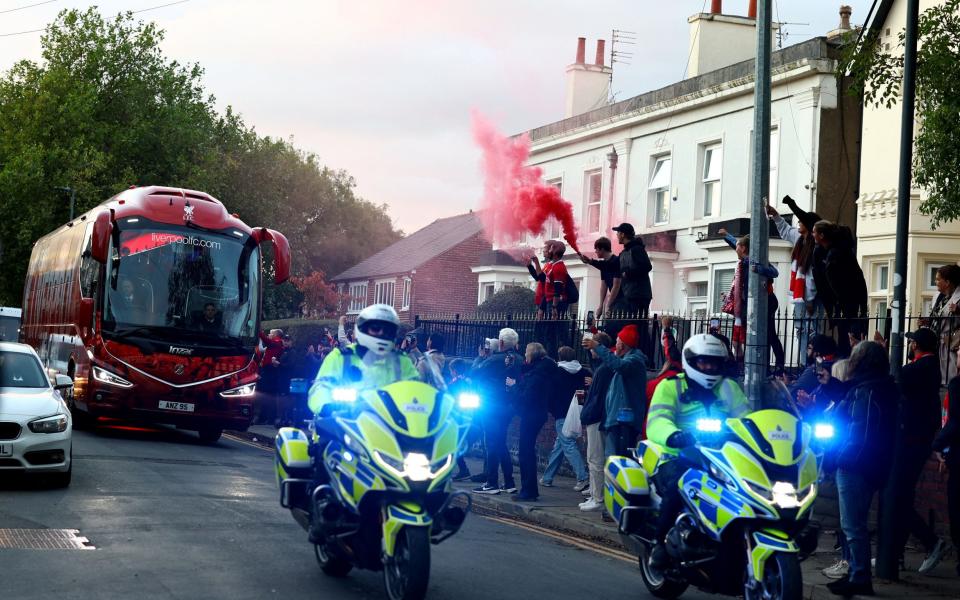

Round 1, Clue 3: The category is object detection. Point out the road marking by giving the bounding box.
[223,433,272,452]
[477,513,635,564]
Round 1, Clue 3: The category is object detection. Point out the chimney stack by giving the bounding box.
[564,37,612,118]
[748,0,757,19]
[711,0,722,14]
[840,5,852,29]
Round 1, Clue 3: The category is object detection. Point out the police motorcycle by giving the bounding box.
[605,385,832,600]
[274,338,477,600]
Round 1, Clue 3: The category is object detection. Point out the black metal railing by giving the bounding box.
[414,310,956,385]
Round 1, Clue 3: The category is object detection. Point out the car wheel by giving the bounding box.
[198,428,223,444]
[49,450,72,488]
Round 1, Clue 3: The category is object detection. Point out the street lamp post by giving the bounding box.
[55,186,76,221]
[745,0,773,404]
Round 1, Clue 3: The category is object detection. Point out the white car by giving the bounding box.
[0,342,73,486]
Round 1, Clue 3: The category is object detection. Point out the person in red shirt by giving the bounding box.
[542,241,569,319]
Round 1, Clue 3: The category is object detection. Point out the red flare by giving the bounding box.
[471,111,580,254]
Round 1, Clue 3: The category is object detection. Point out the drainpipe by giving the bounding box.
[607,146,618,233]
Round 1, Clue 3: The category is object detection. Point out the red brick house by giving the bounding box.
[331,212,491,323]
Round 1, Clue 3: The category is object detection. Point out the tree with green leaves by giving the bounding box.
[839,0,960,227]
[0,8,402,311]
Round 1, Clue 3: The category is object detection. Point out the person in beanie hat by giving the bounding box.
[582,323,648,456]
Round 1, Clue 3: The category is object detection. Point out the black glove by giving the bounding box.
[667,430,696,449]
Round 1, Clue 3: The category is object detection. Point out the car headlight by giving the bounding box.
[29,414,68,434]
[221,383,256,398]
[696,418,722,433]
[331,387,358,402]
[457,392,481,410]
[92,366,133,388]
[814,423,835,440]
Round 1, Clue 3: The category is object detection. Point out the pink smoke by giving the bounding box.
[471,111,580,254]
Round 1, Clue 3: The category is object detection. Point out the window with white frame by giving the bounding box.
[700,144,722,218]
[875,263,889,292]
[481,283,496,303]
[401,278,412,310]
[374,280,395,306]
[649,155,672,226]
[712,268,735,313]
[546,178,563,239]
[922,261,949,314]
[867,258,892,316]
[585,170,602,234]
[348,282,367,312]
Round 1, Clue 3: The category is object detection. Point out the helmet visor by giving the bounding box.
[360,320,398,341]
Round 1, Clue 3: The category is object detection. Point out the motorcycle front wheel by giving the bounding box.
[638,544,688,599]
[314,543,352,577]
[383,526,430,600]
[745,551,802,600]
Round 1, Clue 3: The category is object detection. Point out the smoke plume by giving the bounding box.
[471,111,580,254]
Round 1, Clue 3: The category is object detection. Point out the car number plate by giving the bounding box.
[158,400,195,413]
[0,444,11,457]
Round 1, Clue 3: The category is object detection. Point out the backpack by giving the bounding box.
[565,274,579,304]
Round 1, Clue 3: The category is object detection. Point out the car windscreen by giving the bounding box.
[0,351,49,388]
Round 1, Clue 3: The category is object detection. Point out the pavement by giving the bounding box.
[244,423,960,599]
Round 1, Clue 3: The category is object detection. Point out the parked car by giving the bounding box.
[0,341,73,486]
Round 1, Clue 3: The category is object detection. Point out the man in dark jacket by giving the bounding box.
[540,347,590,490]
[812,221,868,357]
[790,334,839,400]
[613,223,652,318]
[933,346,960,575]
[472,328,522,495]
[580,332,614,511]
[876,328,946,578]
[509,342,557,501]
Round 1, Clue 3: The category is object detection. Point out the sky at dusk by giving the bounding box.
[0,0,871,234]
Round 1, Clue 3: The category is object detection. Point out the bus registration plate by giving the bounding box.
[159,400,195,413]
[0,444,10,457]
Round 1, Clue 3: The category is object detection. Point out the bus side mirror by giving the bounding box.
[91,210,112,263]
[255,228,290,285]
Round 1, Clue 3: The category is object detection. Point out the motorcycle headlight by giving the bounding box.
[403,453,432,482]
[331,387,358,403]
[342,433,369,461]
[771,481,801,509]
[745,479,774,502]
[220,383,256,398]
[696,418,722,433]
[708,462,735,487]
[814,423,835,440]
[457,393,481,410]
[29,414,68,434]
[373,451,451,482]
[93,366,133,388]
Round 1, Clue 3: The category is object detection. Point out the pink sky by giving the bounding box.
[0,0,869,234]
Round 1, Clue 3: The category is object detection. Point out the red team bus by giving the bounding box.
[20,186,290,442]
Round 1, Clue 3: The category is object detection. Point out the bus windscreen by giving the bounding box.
[102,221,261,347]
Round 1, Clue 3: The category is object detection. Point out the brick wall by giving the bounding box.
[410,232,490,318]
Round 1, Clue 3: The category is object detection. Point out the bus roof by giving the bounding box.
[0,307,22,318]
[40,186,256,244]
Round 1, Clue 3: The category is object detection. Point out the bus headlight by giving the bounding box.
[220,383,256,398]
[92,366,133,388]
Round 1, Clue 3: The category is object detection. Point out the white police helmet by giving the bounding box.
[681,333,729,389]
[354,304,401,356]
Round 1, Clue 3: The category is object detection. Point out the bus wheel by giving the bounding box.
[198,428,223,444]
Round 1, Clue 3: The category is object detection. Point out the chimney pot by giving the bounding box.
[595,40,606,66]
[711,0,722,13]
[575,37,586,64]
[748,0,757,19]
[840,5,852,29]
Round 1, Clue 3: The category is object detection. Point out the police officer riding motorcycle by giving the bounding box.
[646,334,750,569]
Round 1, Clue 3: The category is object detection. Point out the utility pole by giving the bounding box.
[877,0,920,582]
[56,186,76,221]
[745,0,772,404]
